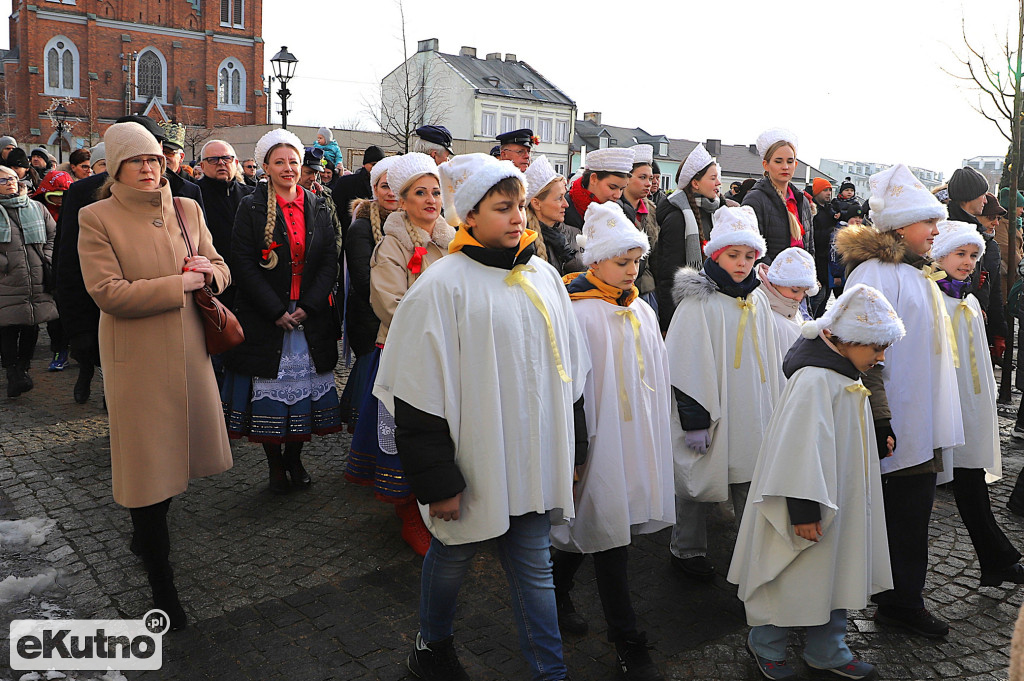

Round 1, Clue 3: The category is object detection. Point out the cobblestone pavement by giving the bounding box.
[1,343,1024,680]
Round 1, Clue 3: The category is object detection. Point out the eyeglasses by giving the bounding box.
[243,164,257,170]
[0,177,16,185]
[123,156,163,170]
[203,155,236,165]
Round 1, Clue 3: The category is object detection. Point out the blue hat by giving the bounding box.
[415,125,453,154]
[496,128,535,148]
[303,146,326,170]
[489,145,501,157]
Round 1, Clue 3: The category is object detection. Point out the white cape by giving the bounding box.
[550,297,675,553]
[728,366,892,627]
[846,260,964,473]
[373,252,590,546]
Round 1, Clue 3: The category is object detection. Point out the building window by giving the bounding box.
[217,58,246,111]
[659,142,668,157]
[599,136,609,149]
[135,49,166,102]
[43,35,79,97]
[520,115,534,133]
[220,0,244,27]
[500,113,515,134]
[661,175,671,191]
[555,120,569,144]
[553,162,566,176]
[481,111,496,137]
[538,118,552,143]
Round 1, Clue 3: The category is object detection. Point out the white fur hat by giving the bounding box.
[931,219,986,260]
[577,201,649,267]
[370,155,399,200]
[676,143,714,189]
[703,206,767,259]
[766,247,820,296]
[387,152,439,198]
[629,144,654,165]
[584,147,635,174]
[439,153,524,226]
[755,127,798,160]
[801,283,905,346]
[868,163,946,232]
[524,154,562,203]
[254,128,304,166]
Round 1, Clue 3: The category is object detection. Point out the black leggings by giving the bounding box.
[0,325,38,368]
[552,546,637,643]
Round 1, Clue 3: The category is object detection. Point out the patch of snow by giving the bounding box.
[43,672,66,680]
[18,673,41,681]
[0,569,57,604]
[0,518,55,548]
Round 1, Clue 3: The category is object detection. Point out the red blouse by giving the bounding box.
[276,190,306,301]
[785,186,804,248]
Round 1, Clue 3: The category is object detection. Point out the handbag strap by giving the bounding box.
[171,197,196,258]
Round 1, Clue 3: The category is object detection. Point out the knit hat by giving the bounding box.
[703,205,767,258]
[677,143,713,189]
[947,166,989,203]
[812,177,832,196]
[370,155,399,200]
[254,128,303,166]
[388,152,439,198]
[317,126,333,142]
[839,201,865,223]
[524,154,561,203]
[4,147,28,169]
[363,145,385,165]
[629,144,654,165]
[800,283,905,346]
[30,148,50,163]
[981,192,1007,217]
[577,201,650,267]
[1000,187,1024,210]
[867,163,946,232]
[104,122,163,179]
[584,148,635,174]
[839,179,856,194]
[931,219,986,260]
[755,128,798,159]
[90,142,105,164]
[439,153,524,227]
[766,247,820,296]
[0,136,16,149]
[651,160,661,175]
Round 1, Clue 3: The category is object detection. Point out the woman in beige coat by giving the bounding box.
[347,152,454,557]
[78,122,232,631]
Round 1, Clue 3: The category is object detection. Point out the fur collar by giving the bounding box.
[834,222,905,272]
[352,198,396,223]
[381,210,456,252]
[671,267,716,305]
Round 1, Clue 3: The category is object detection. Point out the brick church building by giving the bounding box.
[0,0,267,151]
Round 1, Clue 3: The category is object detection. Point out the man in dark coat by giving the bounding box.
[331,145,384,238]
[810,177,839,316]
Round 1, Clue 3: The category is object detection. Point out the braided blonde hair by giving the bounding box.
[370,202,384,244]
[261,181,279,269]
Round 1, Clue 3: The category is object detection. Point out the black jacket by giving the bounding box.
[742,177,814,263]
[224,184,339,378]
[948,203,1008,339]
[812,199,839,289]
[165,170,205,211]
[332,167,372,237]
[55,172,107,344]
[194,175,254,260]
[653,193,718,333]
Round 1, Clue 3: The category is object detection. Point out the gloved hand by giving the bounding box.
[874,419,896,460]
[992,336,1007,361]
[684,429,711,455]
[977,270,988,287]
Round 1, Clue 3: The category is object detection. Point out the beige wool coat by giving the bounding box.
[78,180,233,508]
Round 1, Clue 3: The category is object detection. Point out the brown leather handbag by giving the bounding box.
[172,197,244,355]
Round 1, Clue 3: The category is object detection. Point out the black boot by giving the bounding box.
[129,499,187,632]
[74,363,94,404]
[615,633,664,681]
[264,446,290,494]
[283,443,311,488]
[6,367,21,399]
[16,360,32,393]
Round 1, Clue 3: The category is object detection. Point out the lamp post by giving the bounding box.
[54,102,68,164]
[270,46,297,129]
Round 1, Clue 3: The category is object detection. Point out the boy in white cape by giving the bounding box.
[729,283,903,681]
[755,246,819,356]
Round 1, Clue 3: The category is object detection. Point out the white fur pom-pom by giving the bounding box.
[576,234,587,250]
[869,195,885,212]
[800,321,822,339]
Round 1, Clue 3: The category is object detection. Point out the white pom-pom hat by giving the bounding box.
[800,283,906,346]
[524,154,562,203]
[931,219,986,260]
[703,205,767,259]
[867,164,946,232]
[387,152,439,198]
[577,201,649,267]
[676,143,714,189]
[629,144,654,165]
[438,153,525,226]
[766,247,820,296]
[254,128,304,166]
[755,128,798,160]
[370,155,399,200]
[584,147,635,174]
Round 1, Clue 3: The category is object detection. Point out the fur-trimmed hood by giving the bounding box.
[671,267,716,305]
[352,197,396,223]
[381,210,456,253]
[833,222,905,273]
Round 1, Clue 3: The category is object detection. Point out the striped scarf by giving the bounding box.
[0,193,46,244]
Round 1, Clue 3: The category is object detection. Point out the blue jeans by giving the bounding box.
[749,609,852,668]
[419,512,566,681]
[670,482,750,559]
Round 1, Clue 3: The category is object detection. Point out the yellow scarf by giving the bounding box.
[563,271,639,307]
[448,225,539,255]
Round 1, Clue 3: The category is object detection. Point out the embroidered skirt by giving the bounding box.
[339,350,375,431]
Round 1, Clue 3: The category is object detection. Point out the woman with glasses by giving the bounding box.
[77,122,233,631]
[67,148,91,180]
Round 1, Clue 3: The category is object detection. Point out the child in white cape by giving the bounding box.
[756,246,819,356]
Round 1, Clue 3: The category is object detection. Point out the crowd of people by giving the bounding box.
[3,118,1024,681]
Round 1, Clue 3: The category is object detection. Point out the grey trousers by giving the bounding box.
[670,482,750,559]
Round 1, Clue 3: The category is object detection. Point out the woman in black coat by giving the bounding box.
[221,130,342,494]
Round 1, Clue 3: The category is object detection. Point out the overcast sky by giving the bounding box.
[259,0,1020,177]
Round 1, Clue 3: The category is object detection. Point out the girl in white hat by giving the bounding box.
[564,147,635,230]
[622,144,661,312]
[756,246,820,359]
[524,154,583,274]
[665,205,782,582]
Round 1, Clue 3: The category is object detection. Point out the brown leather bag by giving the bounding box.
[172,197,244,355]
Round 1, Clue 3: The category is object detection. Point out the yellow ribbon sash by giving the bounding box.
[505,264,572,383]
[846,383,873,484]
[922,264,960,368]
[735,296,766,383]
[613,309,655,422]
[953,300,982,394]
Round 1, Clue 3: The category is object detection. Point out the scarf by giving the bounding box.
[773,183,804,244]
[0,193,45,244]
[564,271,639,307]
[449,224,539,270]
[937,275,970,299]
[668,190,705,270]
[539,220,576,268]
[755,263,804,320]
[569,178,596,222]
[703,256,761,298]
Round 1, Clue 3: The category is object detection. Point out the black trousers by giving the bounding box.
[0,325,39,368]
[872,471,936,612]
[552,546,637,643]
[46,319,67,353]
[129,498,173,585]
[952,467,1021,571]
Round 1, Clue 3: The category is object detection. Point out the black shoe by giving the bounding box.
[407,633,469,681]
[555,590,588,636]
[1008,500,1024,517]
[74,365,94,404]
[266,452,290,494]
[671,554,715,581]
[981,562,1024,586]
[6,367,22,398]
[616,633,664,681]
[283,452,312,488]
[874,606,948,638]
[16,364,32,393]
[153,582,188,632]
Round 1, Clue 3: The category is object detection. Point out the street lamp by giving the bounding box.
[270,46,297,129]
[54,102,68,164]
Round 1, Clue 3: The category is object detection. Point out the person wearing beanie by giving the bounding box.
[834,163,963,639]
[552,200,672,681]
[524,154,583,274]
[622,145,661,313]
[730,283,903,681]
[90,142,106,175]
[565,147,636,230]
[332,144,385,236]
[0,136,17,162]
[756,247,819,357]
[665,206,782,583]
[374,153,587,681]
[76,122,232,632]
[810,179,840,317]
[312,126,342,169]
[3,147,39,190]
[742,128,815,263]
[29,148,53,177]
[649,160,666,206]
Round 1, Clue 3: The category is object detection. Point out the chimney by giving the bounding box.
[485,52,501,60]
[417,38,438,53]
[706,139,721,156]
[459,46,476,58]
[583,111,601,124]
[748,144,758,154]
[504,53,517,62]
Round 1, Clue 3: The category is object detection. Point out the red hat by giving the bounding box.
[33,170,73,199]
[812,177,832,196]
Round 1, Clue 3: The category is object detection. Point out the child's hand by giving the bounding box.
[684,429,711,454]
[429,493,462,522]
[886,435,895,457]
[794,521,822,542]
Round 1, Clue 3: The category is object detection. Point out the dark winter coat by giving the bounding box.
[165,170,205,211]
[742,177,814,263]
[0,199,58,327]
[194,175,254,261]
[56,172,106,344]
[812,198,839,292]
[224,184,339,378]
[344,199,393,357]
[332,167,372,237]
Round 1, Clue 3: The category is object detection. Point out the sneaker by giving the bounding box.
[407,633,469,681]
[981,561,1024,587]
[745,637,796,680]
[670,554,715,581]
[807,658,878,680]
[48,350,69,371]
[555,591,588,636]
[874,606,948,638]
[615,633,664,681]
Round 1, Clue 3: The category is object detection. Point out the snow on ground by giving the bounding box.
[0,519,55,549]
